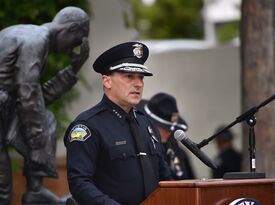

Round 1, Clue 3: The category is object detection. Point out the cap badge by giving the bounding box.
[133,44,143,58]
[171,113,179,123]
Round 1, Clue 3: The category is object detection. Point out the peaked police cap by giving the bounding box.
[93,42,153,76]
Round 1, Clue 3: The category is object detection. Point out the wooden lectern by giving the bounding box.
[141,178,275,205]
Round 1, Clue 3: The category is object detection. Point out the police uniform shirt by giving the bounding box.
[64,95,171,205]
[164,137,196,180]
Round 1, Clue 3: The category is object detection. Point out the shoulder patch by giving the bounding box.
[69,124,91,142]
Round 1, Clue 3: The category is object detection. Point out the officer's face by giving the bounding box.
[158,127,172,143]
[102,72,144,112]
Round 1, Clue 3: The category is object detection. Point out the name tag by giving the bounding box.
[115,140,127,146]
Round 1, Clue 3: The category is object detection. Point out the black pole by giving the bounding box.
[247,116,256,172]
[223,114,265,179]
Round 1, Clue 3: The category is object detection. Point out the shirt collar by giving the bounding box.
[102,95,133,123]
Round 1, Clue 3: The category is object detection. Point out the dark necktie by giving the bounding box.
[127,114,158,197]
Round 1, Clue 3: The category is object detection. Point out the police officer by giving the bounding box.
[137,93,196,180]
[212,126,242,178]
[64,42,171,205]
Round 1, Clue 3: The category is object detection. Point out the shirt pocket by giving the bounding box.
[109,146,136,160]
[108,146,141,181]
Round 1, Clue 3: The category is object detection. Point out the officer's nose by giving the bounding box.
[134,75,144,88]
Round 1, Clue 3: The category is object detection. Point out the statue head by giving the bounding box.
[48,6,90,53]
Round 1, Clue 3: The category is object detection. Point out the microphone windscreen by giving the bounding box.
[174,129,185,141]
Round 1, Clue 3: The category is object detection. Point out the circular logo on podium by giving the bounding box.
[229,198,261,205]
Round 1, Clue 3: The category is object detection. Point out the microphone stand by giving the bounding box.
[197,94,275,179]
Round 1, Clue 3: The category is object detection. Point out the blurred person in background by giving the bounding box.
[211,125,242,178]
[137,93,196,180]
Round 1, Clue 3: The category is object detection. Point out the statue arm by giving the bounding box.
[69,37,90,74]
[42,37,90,105]
[42,66,78,105]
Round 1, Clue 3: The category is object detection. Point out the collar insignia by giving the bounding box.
[147,126,159,142]
[112,109,122,118]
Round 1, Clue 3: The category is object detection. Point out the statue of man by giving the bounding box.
[0,6,90,205]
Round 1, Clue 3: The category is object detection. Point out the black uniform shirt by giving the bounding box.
[64,95,171,205]
[164,136,196,180]
[212,147,241,178]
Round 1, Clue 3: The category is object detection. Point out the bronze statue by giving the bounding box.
[0,6,90,205]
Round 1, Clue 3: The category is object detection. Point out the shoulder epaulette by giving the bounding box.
[75,101,107,121]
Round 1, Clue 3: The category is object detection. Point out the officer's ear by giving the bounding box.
[102,75,111,89]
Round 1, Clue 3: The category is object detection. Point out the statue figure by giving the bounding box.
[0,6,90,205]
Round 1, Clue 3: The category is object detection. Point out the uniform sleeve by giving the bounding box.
[64,121,121,205]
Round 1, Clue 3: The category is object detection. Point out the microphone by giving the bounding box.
[174,130,217,169]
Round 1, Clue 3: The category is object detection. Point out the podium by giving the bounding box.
[141,178,275,205]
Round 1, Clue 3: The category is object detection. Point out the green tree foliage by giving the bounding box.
[0,0,91,136]
[129,0,204,39]
[0,0,90,28]
[216,21,240,43]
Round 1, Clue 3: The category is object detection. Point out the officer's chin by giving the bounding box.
[131,99,142,107]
